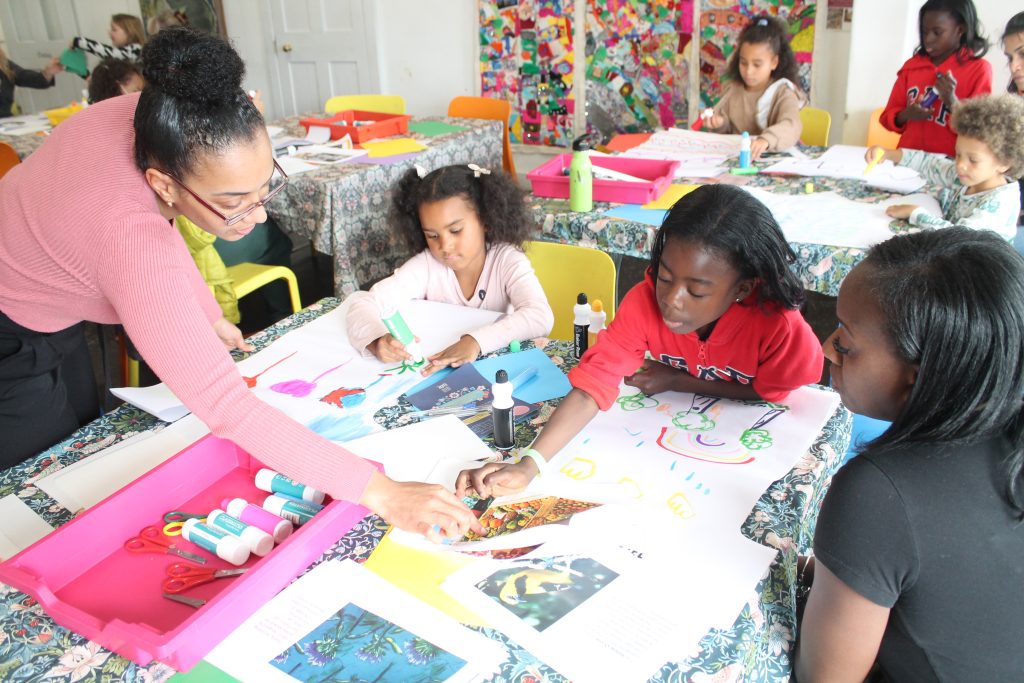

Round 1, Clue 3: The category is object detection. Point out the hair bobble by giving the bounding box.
[468,163,492,178]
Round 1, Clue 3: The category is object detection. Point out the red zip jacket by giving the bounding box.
[568,273,824,409]
[881,48,992,156]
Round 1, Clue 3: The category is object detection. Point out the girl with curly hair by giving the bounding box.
[703,15,805,159]
[867,93,1024,239]
[346,165,553,373]
[0,27,480,542]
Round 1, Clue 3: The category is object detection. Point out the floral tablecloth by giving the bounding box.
[0,298,850,682]
[0,129,48,159]
[266,117,504,297]
[530,150,921,297]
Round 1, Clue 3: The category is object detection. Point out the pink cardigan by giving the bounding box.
[0,93,375,503]
[346,244,554,356]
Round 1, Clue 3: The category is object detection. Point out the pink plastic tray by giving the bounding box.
[0,434,371,672]
[527,154,679,204]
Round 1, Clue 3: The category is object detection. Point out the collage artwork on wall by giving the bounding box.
[478,0,816,146]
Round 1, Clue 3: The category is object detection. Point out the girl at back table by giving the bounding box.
[457,184,824,497]
[346,164,554,375]
[71,13,145,63]
[0,27,480,542]
[880,0,991,157]
[795,228,1024,681]
[703,15,805,159]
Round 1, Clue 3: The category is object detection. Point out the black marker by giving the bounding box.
[573,292,590,359]
[492,369,515,451]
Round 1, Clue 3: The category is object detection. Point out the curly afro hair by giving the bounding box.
[952,94,1024,179]
[133,26,263,177]
[388,165,534,253]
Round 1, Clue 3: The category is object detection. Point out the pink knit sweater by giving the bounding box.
[0,93,375,502]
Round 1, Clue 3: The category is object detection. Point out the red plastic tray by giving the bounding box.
[527,154,679,204]
[0,434,372,672]
[299,109,412,143]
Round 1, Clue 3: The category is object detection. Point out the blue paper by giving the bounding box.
[603,204,668,227]
[405,349,571,404]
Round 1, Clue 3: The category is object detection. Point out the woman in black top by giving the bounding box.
[0,48,62,118]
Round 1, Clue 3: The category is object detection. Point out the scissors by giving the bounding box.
[124,526,207,565]
[163,593,205,608]
[162,563,248,594]
[162,511,207,537]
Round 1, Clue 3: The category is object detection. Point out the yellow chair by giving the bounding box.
[799,106,831,147]
[324,94,406,115]
[524,240,616,342]
[866,106,901,150]
[125,263,302,387]
[0,142,20,180]
[447,95,516,176]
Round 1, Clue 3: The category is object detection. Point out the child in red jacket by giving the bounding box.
[881,0,991,156]
[457,184,824,498]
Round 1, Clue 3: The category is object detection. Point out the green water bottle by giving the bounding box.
[569,134,593,212]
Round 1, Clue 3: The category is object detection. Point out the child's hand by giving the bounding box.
[623,361,681,396]
[897,94,932,125]
[371,334,411,363]
[423,335,481,376]
[864,146,901,165]
[213,317,255,352]
[751,137,771,160]
[43,57,63,79]
[934,70,958,105]
[456,459,538,499]
[885,204,918,220]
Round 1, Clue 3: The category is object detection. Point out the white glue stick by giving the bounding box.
[262,494,323,526]
[207,509,275,556]
[254,468,326,504]
[181,519,250,566]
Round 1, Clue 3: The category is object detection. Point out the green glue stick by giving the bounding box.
[381,309,425,365]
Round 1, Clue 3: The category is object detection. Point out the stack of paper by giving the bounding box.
[621,128,740,178]
[761,144,926,193]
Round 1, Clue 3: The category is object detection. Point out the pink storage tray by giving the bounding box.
[527,154,679,204]
[0,434,371,672]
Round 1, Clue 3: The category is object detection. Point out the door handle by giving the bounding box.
[281,43,293,53]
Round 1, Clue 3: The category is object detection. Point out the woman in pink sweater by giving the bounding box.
[0,28,478,542]
[346,164,554,374]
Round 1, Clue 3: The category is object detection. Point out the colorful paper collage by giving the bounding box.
[584,0,695,135]
[698,0,816,108]
[479,0,576,146]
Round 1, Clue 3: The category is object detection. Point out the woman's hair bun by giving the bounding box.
[141,26,245,108]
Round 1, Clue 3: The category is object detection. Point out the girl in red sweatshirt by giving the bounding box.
[881,0,991,156]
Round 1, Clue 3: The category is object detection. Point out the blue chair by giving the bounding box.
[842,413,890,465]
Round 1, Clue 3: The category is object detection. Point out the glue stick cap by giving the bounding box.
[577,292,587,305]
[592,299,603,313]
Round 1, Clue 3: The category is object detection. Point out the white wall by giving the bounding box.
[371,0,477,117]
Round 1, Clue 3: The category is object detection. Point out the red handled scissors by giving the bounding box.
[162,563,247,594]
[124,526,207,565]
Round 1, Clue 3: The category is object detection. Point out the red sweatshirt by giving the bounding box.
[881,48,992,156]
[568,274,824,410]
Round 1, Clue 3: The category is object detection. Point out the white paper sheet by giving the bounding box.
[762,144,927,192]
[109,384,191,422]
[290,145,368,164]
[0,114,50,136]
[345,415,493,483]
[741,186,942,249]
[0,495,54,560]
[35,415,209,512]
[620,129,739,178]
[441,532,776,683]
[275,155,320,175]
[206,559,507,683]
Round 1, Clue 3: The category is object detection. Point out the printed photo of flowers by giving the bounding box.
[270,603,467,682]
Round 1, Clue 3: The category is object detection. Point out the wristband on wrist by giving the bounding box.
[518,448,547,477]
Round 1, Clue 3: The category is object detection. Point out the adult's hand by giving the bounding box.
[455,459,539,499]
[360,472,482,542]
[212,316,255,352]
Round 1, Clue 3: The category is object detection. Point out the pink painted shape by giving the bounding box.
[270,360,351,398]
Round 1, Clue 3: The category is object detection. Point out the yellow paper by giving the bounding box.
[643,184,701,210]
[359,137,428,157]
[364,534,488,627]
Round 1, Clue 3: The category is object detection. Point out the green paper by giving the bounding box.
[408,120,468,138]
[59,48,88,78]
[167,660,240,683]
[729,166,760,176]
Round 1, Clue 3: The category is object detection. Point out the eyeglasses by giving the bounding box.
[159,158,289,227]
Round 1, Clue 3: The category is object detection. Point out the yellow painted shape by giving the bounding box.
[618,476,644,499]
[643,184,701,210]
[791,26,815,54]
[667,491,696,519]
[364,534,488,627]
[559,456,597,480]
[359,137,428,158]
